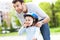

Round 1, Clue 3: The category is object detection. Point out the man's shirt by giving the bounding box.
[16,2,48,25]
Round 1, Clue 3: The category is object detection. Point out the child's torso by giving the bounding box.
[25,26,40,40]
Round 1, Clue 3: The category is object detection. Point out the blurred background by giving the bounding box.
[0,0,60,39]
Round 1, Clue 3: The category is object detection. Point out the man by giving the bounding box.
[12,0,50,40]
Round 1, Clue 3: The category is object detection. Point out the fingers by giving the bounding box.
[35,22,43,27]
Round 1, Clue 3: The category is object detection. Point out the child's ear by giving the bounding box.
[33,19,35,22]
[33,19,36,25]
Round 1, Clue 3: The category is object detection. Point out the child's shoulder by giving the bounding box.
[28,26,39,29]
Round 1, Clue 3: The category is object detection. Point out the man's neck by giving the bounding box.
[17,11,23,14]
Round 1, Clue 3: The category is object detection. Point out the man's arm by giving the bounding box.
[40,16,50,24]
[29,3,50,24]
[28,3,50,27]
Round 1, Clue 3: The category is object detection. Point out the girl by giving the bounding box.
[18,12,43,40]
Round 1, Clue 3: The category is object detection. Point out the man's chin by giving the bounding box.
[17,11,22,14]
[23,10,27,13]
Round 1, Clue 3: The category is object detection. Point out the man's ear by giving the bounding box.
[22,3,25,5]
[22,3,27,13]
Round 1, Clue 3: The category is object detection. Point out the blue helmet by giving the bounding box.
[24,12,38,19]
[24,12,39,25]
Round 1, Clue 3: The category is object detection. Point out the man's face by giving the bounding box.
[13,1,23,13]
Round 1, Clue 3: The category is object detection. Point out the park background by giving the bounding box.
[0,0,60,40]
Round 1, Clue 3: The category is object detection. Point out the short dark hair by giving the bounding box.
[12,0,24,4]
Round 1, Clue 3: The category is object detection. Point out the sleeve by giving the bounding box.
[33,28,40,39]
[30,3,49,19]
[18,27,26,35]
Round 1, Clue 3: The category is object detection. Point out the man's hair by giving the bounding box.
[12,0,24,4]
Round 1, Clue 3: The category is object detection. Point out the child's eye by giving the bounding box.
[26,19,30,21]
[27,19,30,21]
[28,20,30,21]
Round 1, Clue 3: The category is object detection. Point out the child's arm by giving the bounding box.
[18,27,26,35]
[32,28,40,40]
[18,21,29,35]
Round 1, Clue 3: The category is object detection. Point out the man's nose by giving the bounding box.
[15,7,18,10]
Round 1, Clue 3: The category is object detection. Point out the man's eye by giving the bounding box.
[17,5,19,7]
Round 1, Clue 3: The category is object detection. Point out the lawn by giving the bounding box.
[0,32,18,36]
[0,27,60,36]
[50,27,60,34]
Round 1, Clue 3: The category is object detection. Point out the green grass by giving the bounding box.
[50,27,60,34]
[0,32,18,36]
[0,27,60,36]
[0,32,26,36]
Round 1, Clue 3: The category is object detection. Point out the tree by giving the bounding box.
[39,0,60,27]
[54,0,60,26]
[39,2,53,27]
[24,0,32,3]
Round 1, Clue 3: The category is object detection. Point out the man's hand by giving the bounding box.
[35,21,43,27]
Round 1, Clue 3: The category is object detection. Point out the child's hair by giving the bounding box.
[24,12,38,26]
[12,0,24,4]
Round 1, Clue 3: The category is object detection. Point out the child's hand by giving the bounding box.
[23,22,28,28]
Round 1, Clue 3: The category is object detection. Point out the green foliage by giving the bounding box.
[39,1,60,27]
[39,2,52,19]
[10,8,21,26]
[50,27,60,33]
[0,25,2,33]
[51,0,60,27]
[39,2,51,15]
[9,8,16,17]
[2,20,8,29]
[55,12,60,26]
[14,16,22,26]
[54,0,60,12]
[24,0,32,3]
[39,2,53,27]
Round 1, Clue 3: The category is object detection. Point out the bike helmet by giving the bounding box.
[24,12,39,25]
[24,12,38,20]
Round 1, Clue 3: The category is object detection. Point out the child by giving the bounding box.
[18,12,43,40]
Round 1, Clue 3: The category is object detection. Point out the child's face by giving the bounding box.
[24,16,33,26]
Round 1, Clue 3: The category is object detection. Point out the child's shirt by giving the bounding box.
[18,26,42,40]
